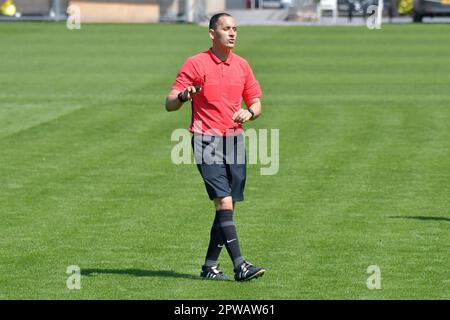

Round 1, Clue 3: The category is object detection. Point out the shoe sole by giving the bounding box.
[236,269,266,282]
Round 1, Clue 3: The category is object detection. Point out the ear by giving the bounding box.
[208,28,215,41]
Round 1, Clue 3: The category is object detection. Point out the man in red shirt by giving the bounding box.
[165,13,265,281]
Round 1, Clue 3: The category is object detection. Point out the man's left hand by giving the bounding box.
[232,109,253,123]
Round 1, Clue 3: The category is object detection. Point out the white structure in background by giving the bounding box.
[185,0,208,23]
[281,0,294,8]
[377,0,384,28]
[317,0,338,23]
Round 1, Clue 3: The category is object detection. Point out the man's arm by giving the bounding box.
[165,86,201,112]
[232,98,262,123]
[165,89,183,112]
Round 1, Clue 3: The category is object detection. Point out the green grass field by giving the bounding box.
[0,22,449,299]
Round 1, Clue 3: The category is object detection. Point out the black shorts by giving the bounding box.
[192,134,246,202]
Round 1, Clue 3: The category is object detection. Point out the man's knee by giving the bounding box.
[214,196,233,210]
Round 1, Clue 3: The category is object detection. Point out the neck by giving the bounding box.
[211,46,231,62]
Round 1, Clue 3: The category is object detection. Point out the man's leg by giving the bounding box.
[203,209,226,268]
[201,199,236,273]
[213,196,245,269]
[214,196,233,211]
[200,196,229,279]
[196,135,230,279]
[213,197,265,281]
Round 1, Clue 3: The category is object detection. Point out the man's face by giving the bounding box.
[210,16,237,49]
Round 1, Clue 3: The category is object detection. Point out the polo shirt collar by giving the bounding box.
[208,48,234,65]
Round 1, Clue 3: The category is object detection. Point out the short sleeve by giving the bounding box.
[243,62,262,107]
[172,57,198,92]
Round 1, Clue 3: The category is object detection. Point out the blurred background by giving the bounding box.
[1,0,450,24]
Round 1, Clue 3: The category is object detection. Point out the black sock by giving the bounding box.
[216,209,245,269]
[204,215,224,267]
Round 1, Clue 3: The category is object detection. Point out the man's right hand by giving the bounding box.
[180,85,201,101]
[165,86,201,112]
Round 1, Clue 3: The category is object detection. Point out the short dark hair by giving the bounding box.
[209,13,232,30]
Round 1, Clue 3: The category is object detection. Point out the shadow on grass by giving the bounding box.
[81,268,202,280]
[389,216,450,222]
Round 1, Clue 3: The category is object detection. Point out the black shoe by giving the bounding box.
[234,261,265,282]
[200,264,228,280]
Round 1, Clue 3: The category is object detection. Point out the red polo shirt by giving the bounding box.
[172,48,262,136]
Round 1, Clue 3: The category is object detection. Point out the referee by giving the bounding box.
[165,13,265,281]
